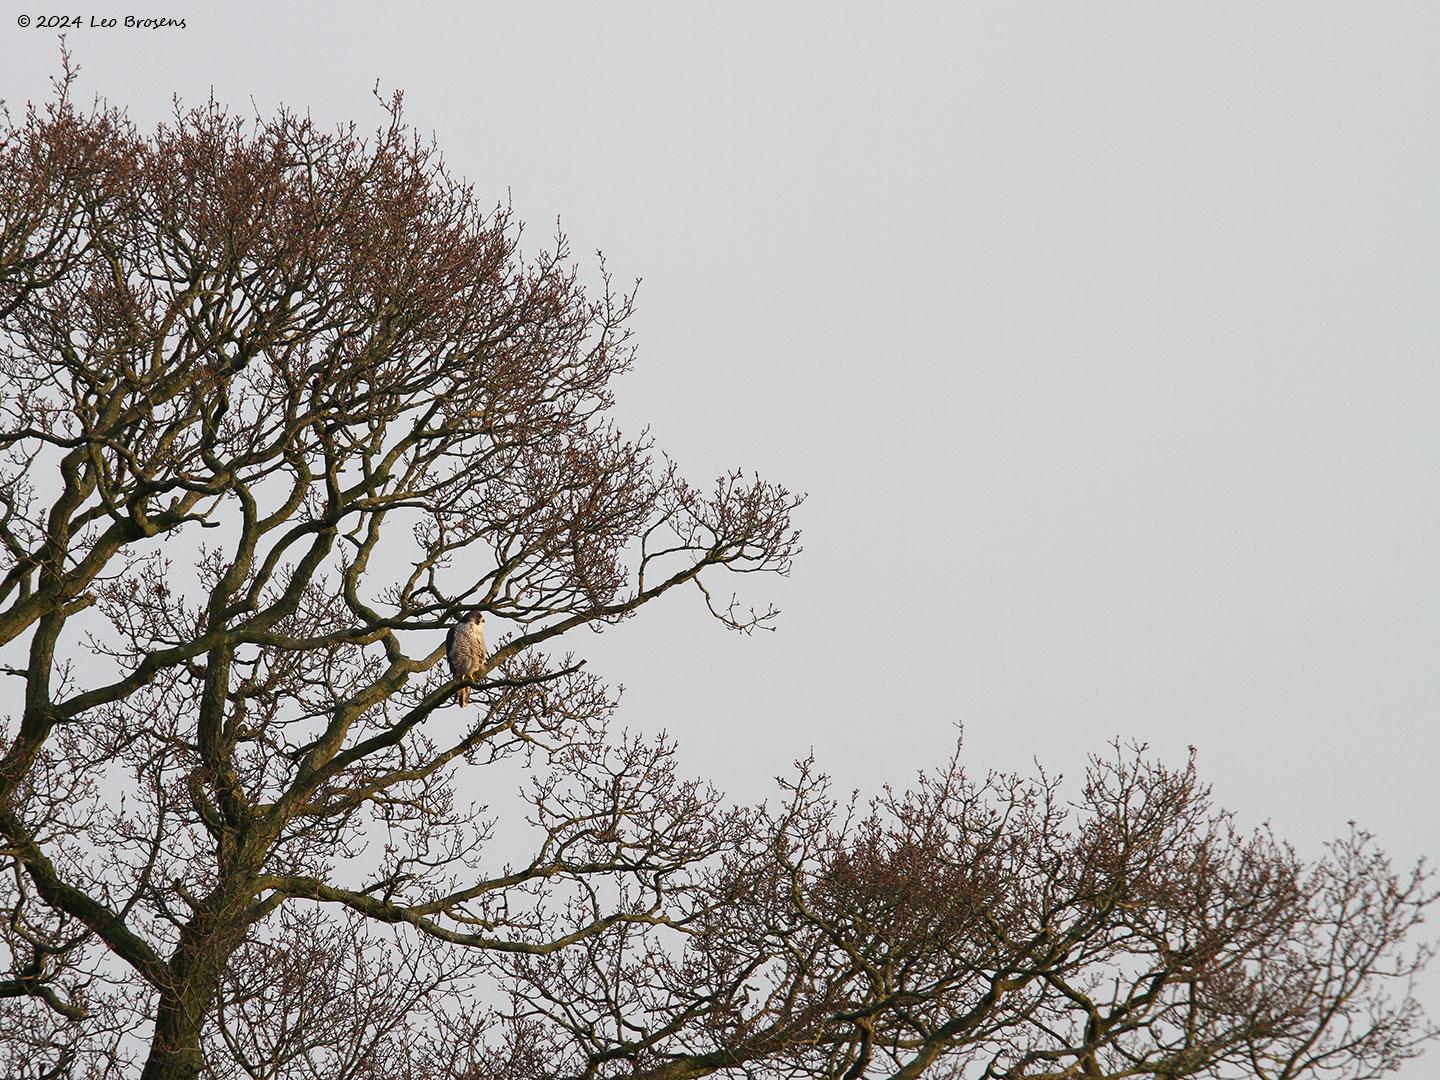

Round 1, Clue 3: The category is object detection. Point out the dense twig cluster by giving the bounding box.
[495,746,1433,1080]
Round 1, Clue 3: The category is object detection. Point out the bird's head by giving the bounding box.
[465,611,485,625]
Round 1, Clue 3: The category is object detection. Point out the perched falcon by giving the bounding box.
[445,611,487,707]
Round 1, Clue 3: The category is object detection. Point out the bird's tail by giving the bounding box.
[458,686,470,708]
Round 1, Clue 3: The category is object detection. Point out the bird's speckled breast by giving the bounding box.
[447,621,487,676]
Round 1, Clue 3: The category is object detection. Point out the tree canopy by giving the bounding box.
[0,71,1432,1080]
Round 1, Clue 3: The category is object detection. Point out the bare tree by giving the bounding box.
[0,69,1432,1080]
[514,746,1434,1080]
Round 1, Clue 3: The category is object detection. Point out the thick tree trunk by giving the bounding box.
[139,889,252,1080]
[141,988,211,1080]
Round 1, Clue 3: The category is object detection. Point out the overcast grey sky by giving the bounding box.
[3,1,1438,1069]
